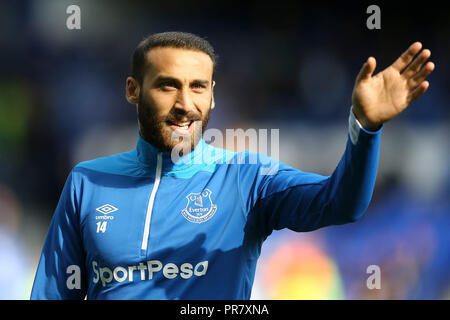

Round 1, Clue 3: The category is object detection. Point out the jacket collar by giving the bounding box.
[136,133,214,174]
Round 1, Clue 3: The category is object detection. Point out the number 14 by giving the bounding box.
[96,221,108,233]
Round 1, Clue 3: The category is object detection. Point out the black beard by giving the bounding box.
[137,94,211,153]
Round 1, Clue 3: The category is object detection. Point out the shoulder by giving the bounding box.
[72,149,143,177]
[231,150,281,176]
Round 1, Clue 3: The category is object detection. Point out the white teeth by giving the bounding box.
[174,121,191,128]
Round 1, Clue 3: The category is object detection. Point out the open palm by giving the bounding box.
[352,42,435,131]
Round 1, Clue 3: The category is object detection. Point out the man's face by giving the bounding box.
[129,47,214,153]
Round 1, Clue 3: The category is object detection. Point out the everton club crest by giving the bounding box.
[181,189,217,223]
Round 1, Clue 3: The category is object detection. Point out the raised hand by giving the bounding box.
[351,42,435,131]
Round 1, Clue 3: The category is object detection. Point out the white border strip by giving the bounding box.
[141,153,163,252]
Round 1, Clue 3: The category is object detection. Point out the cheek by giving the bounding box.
[144,91,174,116]
[194,94,213,112]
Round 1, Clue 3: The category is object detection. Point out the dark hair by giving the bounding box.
[131,31,218,85]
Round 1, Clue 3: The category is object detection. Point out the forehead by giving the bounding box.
[145,47,213,81]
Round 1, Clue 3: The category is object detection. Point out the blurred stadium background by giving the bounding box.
[0,0,448,299]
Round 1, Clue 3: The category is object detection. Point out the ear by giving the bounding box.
[126,76,140,104]
[211,80,216,110]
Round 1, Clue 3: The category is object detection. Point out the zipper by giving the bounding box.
[140,152,163,256]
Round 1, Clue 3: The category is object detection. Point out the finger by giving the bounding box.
[356,57,376,82]
[408,61,435,89]
[402,49,431,79]
[407,81,429,104]
[391,42,422,72]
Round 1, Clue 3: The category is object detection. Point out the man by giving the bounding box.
[30,32,434,299]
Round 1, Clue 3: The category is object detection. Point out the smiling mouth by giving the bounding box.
[167,120,195,134]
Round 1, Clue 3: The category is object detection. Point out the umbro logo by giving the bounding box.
[94,204,117,233]
[96,204,118,215]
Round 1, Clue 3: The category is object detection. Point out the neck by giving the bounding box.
[136,132,208,169]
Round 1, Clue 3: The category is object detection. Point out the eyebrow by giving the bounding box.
[154,76,210,86]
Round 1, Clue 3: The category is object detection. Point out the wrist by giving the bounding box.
[351,106,382,131]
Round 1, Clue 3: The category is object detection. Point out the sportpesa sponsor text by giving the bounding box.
[91,259,209,286]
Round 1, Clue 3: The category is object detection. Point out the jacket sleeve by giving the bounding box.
[239,109,382,240]
[30,170,87,299]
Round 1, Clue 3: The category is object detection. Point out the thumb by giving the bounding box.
[356,57,376,82]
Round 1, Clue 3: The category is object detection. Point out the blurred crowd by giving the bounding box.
[0,0,448,299]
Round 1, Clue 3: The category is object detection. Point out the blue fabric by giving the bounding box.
[31,127,382,300]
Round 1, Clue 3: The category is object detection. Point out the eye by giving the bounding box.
[159,81,177,90]
[161,82,175,87]
[191,83,207,90]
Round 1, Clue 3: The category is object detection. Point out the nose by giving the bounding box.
[174,87,195,113]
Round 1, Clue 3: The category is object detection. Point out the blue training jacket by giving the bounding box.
[30,109,382,299]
